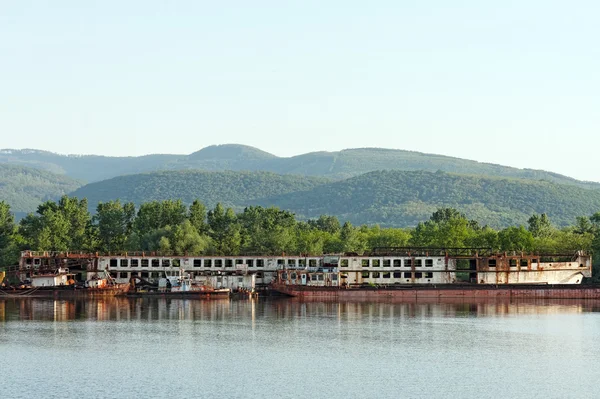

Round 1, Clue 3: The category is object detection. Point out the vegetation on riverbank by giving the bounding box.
[2,197,599,278]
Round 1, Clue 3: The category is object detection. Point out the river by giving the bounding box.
[1,297,599,398]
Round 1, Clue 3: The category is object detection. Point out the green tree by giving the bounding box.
[498,226,534,252]
[527,213,553,238]
[0,201,19,266]
[188,200,208,234]
[94,200,135,252]
[207,203,241,255]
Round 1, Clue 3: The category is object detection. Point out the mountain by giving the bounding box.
[68,169,600,228]
[251,170,600,228]
[0,164,83,218]
[0,149,180,182]
[70,170,329,211]
[2,145,598,190]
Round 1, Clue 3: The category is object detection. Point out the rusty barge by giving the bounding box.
[271,248,599,299]
[3,248,597,300]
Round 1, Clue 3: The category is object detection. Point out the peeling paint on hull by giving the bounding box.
[271,284,600,300]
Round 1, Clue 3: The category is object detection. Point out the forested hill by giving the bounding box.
[0,164,82,216]
[2,145,598,190]
[0,149,180,182]
[252,170,600,228]
[70,170,329,211]
[69,169,600,228]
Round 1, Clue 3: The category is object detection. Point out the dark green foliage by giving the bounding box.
[0,164,82,213]
[256,170,600,228]
[71,170,329,212]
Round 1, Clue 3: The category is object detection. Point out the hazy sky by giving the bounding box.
[1,1,599,181]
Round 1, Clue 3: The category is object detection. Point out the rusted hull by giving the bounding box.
[271,284,600,300]
[0,287,126,299]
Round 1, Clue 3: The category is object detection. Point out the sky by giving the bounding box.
[1,1,599,181]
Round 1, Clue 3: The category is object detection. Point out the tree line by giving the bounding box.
[1,196,600,274]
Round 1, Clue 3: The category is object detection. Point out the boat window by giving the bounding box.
[488,259,496,268]
[238,277,243,283]
[151,259,159,267]
[282,273,288,280]
[287,259,296,266]
[205,259,212,267]
[372,272,380,278]
[317,274,324,281]
[247,259,254,267]
[173,259,180,267]
[311,274,318,281]
[121,259,129,267]
[509,259,517,268]
[215,259,223,268]
[393,259,401,267]
[382,272,390,278]
[425,259,433,267]
[361,271,370,278]
[141,259,149,268]
[110,259,118,267]
[372,259,380,267]
[277,259,285,265]
[415,259,423,268]
[119,272,128,278]
[520,259,528,267]
[256,259,264,268]
[404,272,412,278]
[141,272,149,278]
[309,259,317,267]
[290,273,297,279]
[383,259,391,267]
[193,259,201,267]
[341,259,349,267]
[131,259,139,267]
[256,272,264,278]
[425,272,433,278]
[532,259,538,264]
[332,275,338,280]
[361,259,369,267]
[298,259,306,266]
[162,259,170,267]
[415,272,423,278]
[393,272,402,278]
[236,259,244,265]
[405,259,412,268]
[225,259,233,268]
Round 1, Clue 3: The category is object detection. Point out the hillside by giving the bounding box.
[0,149,180,182]
[252,170,600,228]
[70,170,329,211]
[0,164,83,215]
[67,168,600,228]
[2,145,599,190]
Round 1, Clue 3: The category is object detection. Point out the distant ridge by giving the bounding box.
[65,169,600,229]
[70,170,329,211]
[1,143,599,189]
[0,164,82,213]
[187,144,277,161]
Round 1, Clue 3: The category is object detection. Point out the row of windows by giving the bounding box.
[340,259,438,268]
[361,271,434,279]
[489,259,537,267]
[113,272,267,279]
[108,258,322,268]
[281,273,339,281]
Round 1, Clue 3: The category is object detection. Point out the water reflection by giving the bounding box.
[2,297,600,323]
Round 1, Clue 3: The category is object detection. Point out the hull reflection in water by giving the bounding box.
[2,297,600,322]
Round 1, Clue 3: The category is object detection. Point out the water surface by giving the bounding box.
[1,298,599,399]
